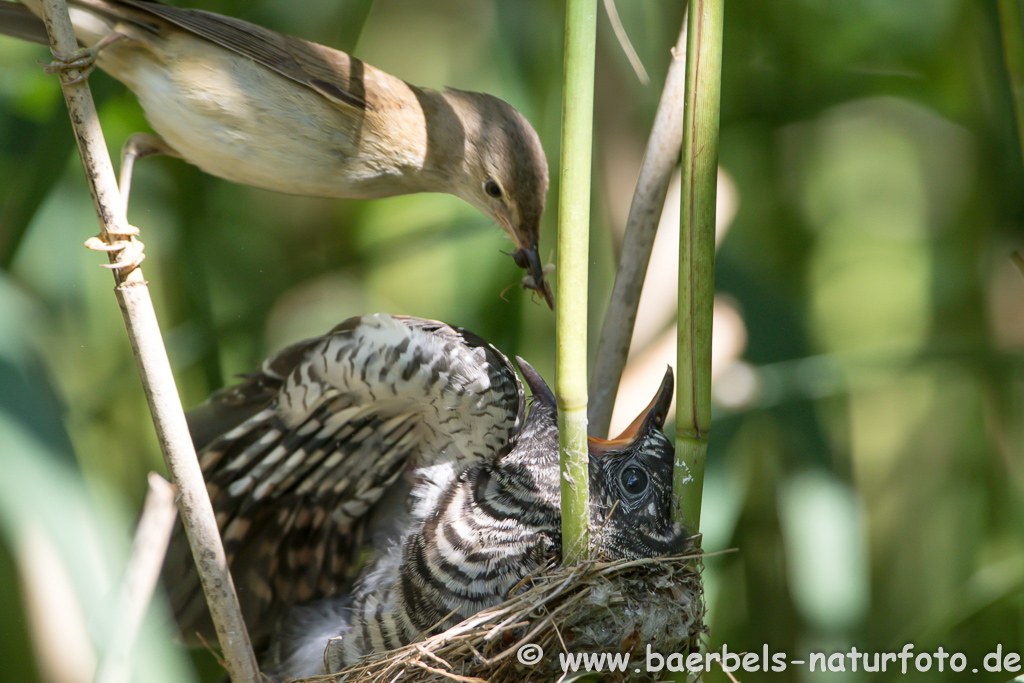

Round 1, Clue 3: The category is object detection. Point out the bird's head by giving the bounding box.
[588,368,690,559]
[512,359,689,558]
[447,90,552,308]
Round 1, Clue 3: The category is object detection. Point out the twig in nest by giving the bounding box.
[301,552,706,683]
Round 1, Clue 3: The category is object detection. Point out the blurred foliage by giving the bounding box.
[0,0,1022,682]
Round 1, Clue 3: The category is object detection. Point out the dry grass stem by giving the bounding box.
[293,551,706,683]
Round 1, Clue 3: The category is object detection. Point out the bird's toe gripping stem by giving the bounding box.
[43,46,100,85]
[43,33,124,85]
[85,227,145,273]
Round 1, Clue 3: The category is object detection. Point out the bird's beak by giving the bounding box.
[516,356,556,409]
[497,209,553,309]
[588,367,674,455]
[513,243,554,309]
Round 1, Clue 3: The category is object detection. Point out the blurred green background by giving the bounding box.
[1,0,1022,681]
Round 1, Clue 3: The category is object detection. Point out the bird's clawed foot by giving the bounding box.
[43,46,99,84]
[42,32,124,84]
[86,132,176,269]
[85,231,146,273]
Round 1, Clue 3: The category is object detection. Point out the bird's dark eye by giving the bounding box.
[484,178,503,198]
[621,466,648,496]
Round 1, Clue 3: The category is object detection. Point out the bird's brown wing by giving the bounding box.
[164,313,524,644]
[98,0,370,110]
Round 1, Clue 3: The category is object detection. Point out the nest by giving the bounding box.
[293,550,706,683]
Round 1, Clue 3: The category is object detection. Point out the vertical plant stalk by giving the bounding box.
[557,0,598,564]
[589,20,688,438]
[676,0,723,534]
[94,474,178,683]
[36,1,260,680]
[997,0,1024,164]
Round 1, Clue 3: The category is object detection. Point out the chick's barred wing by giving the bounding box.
[163,312,524,643]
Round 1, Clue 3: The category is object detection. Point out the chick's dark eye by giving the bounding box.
[484,179,503,198]
[621,466,648,496]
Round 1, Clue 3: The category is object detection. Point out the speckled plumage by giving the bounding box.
[262,362,688,681]
[159,312,687,681]
[163,313,524,644]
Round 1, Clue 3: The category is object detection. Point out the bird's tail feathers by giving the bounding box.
[5,0,122,49]
[0,2,48,45]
